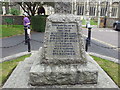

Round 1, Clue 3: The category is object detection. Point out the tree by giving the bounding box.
[2,2,9,15]
[17,2,41,16]
[118,1,120,20]
[17,2,54,16]
[103,1,108,28]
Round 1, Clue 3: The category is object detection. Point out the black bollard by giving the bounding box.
[88,27,92,45]
[85,38,89,52]
[85,25,92,52]
[27,35,31,52]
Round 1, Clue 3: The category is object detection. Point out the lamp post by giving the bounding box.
[27,37,31,52]
[26,32,31,52]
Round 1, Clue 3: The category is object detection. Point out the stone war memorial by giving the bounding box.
[3,2,118,89]
[29,2,98,85]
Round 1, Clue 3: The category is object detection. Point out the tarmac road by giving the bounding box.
[82,27,119,60]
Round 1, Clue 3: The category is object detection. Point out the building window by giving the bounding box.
[89,7,96,16]
[111,7,118,17]
[100,7,106,16]
[77,5,84,15]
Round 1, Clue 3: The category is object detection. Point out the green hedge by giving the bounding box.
[31,15,48,32]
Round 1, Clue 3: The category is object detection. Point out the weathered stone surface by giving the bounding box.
[29,48,98,86]
[29,12,98,86]
[41,14,86,65]
[29,65,98,86]
[54,2,72,14]
[29,2,97,86]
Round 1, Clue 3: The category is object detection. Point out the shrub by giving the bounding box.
[10,8,20,15]
[4,18,13,25]
[31,15,48,32]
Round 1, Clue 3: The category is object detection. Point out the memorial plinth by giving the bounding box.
[29,13,98,86]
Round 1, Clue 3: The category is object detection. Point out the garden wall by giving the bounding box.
[2,15,23,25]
[106,18,119,28]
[100,17,119,28]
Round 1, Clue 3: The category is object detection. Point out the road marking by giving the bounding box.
[97,30,116,32]
[82,29,117,32]
[83,34,119,51]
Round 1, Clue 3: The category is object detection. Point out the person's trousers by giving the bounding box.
[24,26,28,44]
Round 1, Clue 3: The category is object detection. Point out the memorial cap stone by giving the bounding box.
[54,2,72,14]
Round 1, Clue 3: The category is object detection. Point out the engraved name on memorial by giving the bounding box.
[41,14,87,64]
[46,23,81,59]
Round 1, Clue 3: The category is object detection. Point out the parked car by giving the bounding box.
[113,21,120,31]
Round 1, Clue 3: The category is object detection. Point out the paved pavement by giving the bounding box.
[1,27,119,60]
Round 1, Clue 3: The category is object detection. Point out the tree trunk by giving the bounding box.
[0,2,3,14]
[118,2,120,20]
[5,2,9,14]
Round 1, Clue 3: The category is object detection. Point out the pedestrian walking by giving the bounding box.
[23,12,31,45]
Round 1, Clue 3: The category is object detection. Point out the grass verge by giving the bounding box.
[82,19,98,25]
[92,55,120,87]
[0,54,31,86]
[90,20,98,25]
[1,25,24,38]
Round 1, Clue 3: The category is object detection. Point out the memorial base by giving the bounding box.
[3,47,118,88]
[29,48,98,86]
